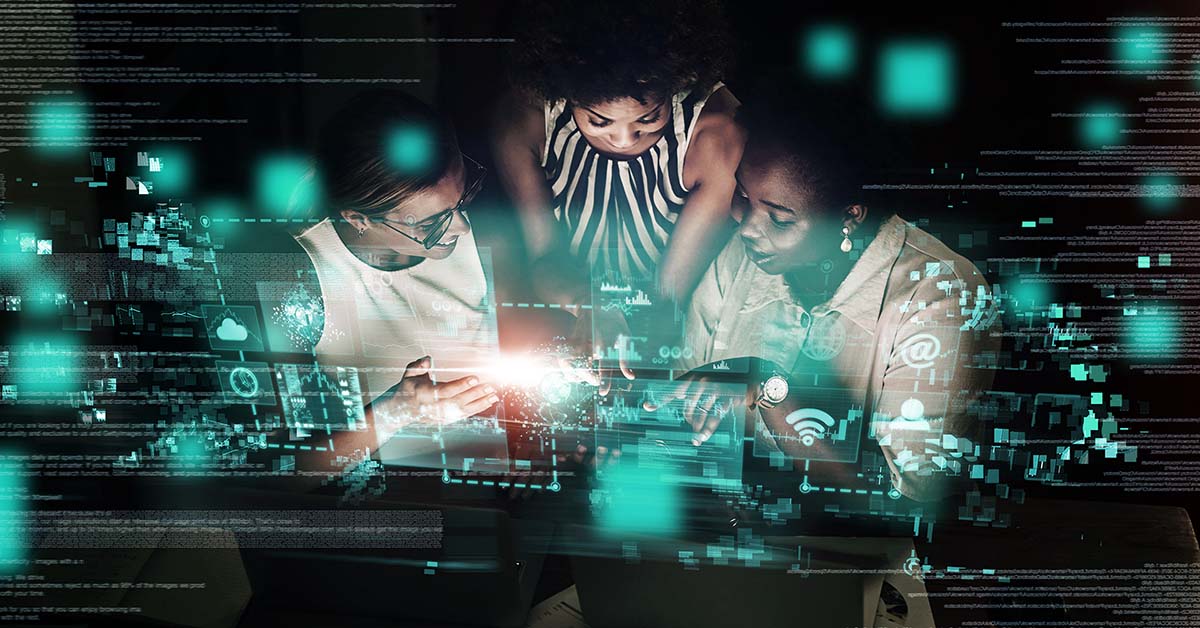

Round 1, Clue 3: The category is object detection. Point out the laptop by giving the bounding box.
[571,538,886,628]
[240,495,547,628]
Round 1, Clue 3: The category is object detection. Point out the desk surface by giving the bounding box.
[919,496,1199,567]
[911,497,1198,628]
[232,496,1196,628]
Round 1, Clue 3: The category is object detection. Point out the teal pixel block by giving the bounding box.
[804,25,856,78]
[879,41,954,116]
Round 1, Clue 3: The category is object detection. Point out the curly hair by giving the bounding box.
[736,73,896,212]
[509,0,732,106]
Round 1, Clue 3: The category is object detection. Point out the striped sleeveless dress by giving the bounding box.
[541,83,723,277]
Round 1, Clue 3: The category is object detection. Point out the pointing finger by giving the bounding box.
[694,409,726,446]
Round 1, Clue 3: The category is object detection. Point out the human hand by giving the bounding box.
[556,443,622,470]
[555,316,601,388]
[373,356,499,438]
[643,371,753,446]
[591,306,638,382]
[557,308,637,393]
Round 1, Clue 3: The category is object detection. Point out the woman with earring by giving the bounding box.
[653,102,1000,503]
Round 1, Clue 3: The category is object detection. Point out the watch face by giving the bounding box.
[763,375,789,403]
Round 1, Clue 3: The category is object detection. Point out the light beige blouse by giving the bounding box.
[681,215,1000,501]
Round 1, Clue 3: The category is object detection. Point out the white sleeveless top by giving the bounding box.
[293,218,499,403]
[542,83,723,276]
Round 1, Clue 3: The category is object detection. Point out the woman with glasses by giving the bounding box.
[291,89,500,455]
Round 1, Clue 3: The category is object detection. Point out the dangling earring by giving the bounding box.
[357,226,366,238]
[840,226,853,253]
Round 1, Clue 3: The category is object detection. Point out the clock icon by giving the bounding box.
[229,366,260,399]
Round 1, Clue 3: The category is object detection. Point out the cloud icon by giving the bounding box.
[216,317,248,342]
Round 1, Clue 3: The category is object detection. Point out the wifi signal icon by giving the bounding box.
[784,408,836,446]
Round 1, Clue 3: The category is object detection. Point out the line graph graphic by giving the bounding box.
[202,304,265,351]
[276,363,365,431]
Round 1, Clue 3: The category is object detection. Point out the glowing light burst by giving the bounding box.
[370,348,594,440]
[271,282,338,352]
[538,371,572,404]
[477,347,595,435]
[481,352,561,389]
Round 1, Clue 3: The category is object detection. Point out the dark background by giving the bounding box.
[1,1,1197,529]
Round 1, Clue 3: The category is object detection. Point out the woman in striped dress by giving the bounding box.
[492,0,745,377]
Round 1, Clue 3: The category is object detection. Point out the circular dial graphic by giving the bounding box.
[229,366,260,399]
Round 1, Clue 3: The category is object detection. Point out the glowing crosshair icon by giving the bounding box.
[228,366,259,399]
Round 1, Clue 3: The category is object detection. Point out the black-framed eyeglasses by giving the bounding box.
[372,154,486,250]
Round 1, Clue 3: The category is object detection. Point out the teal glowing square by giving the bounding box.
[387,124,437,175]
[1143,174,1179,211]
[598,464,682,537]
[256,155,321,216]
[149,147,191,194]
[1115,27,1162,67]
[11,335,80,395]
[803,25,855,78]
[1137,256,1150,269]
[198,197,242,226]
[1079,103,1123,148]
[1070,364,1087,381]
[1122,307,1179,361]
[216,360,277,406]
[879,41,954,116]
[32,100,87,153]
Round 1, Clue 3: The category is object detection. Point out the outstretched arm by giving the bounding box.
[250,356,498,483]
[491,90,588,307]
[659,87,745,306]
